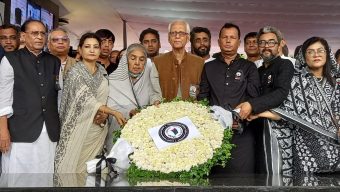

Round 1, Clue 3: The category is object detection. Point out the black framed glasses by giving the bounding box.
[258,40,278,48]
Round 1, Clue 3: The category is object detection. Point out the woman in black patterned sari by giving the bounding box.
[251,36,340,174]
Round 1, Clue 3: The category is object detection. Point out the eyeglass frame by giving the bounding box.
[258,40,279,48]
[306,48,327,57]
[50,36,70,43]
[169,31,188,37]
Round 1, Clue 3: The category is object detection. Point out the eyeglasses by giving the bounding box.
[26,31,46,38]
[306,48,326,56]
[258,40,278,48]
[51,36,69,43]
[0,35,17,41]
[169,31,188,37]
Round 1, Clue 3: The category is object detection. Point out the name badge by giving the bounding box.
[267,74,272,84]
[189,84,199,99]
[234,70,243,81]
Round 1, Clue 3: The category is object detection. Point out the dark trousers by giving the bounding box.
[252,118,267,174]
[211,125,255,175]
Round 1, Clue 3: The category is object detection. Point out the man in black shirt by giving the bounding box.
[198,23,260,174]
[237,26,294,174]
[95,29,117,74]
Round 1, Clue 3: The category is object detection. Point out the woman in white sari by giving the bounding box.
[54,33,126,174]
[106,43,162,150]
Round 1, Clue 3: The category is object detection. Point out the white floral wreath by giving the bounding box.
[121,101,225,174]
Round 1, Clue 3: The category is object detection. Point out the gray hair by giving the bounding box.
[257,26,283,43]
[168,20,190,34]
[126,43,147,59]
[47,27,69,42]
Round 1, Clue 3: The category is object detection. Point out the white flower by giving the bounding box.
[121,101,224,173]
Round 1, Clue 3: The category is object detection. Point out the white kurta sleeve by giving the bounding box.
[0,56,14,117]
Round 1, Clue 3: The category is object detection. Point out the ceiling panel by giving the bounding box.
[52,0,340,55]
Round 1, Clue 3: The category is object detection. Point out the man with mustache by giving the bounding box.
[0,24,19,52]
[190,27,214,62]
[198,22,260,174]
[139,28,161,62]
[47,28,76,109]
[236,26,294,174]
[152,20,204,101]
[244,32,262,67]
[0,19,61,173]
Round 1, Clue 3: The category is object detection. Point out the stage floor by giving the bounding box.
[1,173,340,191]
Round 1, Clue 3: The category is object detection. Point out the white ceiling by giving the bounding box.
[52,0,340,55]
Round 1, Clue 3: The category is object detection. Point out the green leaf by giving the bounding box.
[112,129,121,145]
[115,100,235,184]
[127,129,234,180]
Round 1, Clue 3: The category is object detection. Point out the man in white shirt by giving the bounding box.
[0,24,19,52]
[244,32,262,67]
[0,19,60,173]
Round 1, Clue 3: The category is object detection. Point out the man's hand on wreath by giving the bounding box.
[235,102,252,120]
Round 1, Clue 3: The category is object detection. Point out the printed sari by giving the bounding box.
[271,48,340,174]
[55,62,109,173]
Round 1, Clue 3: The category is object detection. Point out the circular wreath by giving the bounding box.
[119,100,233,179]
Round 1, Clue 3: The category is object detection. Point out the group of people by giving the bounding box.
[0,17,339,179]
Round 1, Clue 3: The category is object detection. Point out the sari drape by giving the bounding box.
[55,62,108,174]
[271,48,340,174]
[105,54,162,150]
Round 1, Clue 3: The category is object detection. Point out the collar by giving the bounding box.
[24,46,43,57]
[171,51,187,65]
[218,53,241,64]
